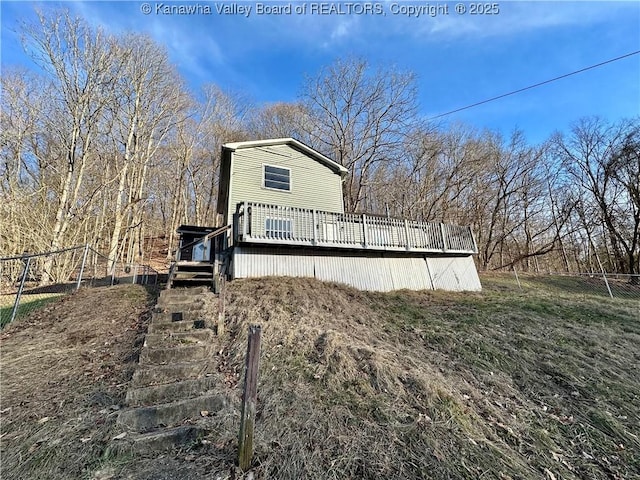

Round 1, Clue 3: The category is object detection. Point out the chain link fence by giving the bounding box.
[1,245,159,328]
[483,270,640,305]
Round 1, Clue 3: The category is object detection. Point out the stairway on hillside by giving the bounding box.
[113,286,228,454]
[169,262,216,290]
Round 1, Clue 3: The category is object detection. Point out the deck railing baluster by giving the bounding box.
[243,202,475,254]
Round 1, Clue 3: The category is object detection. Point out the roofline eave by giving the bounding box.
[222,137,349,177]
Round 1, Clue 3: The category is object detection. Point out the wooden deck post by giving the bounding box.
[312,209,318,245]
[404,219,411,250]
[362,214,369,247]
[440,223,448,251]
[242,202,249,238]
[238,324,262,471]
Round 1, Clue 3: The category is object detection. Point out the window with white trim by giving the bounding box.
[264,165,291,191]
[265,218,293,239]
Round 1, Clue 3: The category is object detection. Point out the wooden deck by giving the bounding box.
[235,202,477,254]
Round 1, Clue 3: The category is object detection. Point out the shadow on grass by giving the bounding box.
[1,281,159,329]
[0,294,63,328]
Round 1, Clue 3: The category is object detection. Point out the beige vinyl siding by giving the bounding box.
[227,144,344,222]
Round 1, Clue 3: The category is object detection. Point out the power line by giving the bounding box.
[429,50,640,120]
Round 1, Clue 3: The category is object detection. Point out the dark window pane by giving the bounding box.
[264,165,290,191]
[265,165,289,176]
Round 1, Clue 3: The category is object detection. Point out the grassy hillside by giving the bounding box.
[213,275,639,479]
[0,285,154,479]
[1,276,638,479]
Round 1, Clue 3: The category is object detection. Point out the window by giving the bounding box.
[264,165,290,191]
[265,218,293,239]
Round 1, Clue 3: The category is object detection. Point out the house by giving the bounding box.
[175,225,217,262]
[200,137,481,292]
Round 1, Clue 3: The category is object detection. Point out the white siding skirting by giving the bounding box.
[232,247,481,292]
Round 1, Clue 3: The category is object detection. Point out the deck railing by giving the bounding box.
[235,202,477,254]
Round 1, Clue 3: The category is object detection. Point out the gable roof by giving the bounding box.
[222,138,349,176]
[216,138,348,218]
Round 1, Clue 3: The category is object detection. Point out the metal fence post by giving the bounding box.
[513,266,522,290]
[10,257,31,324]
[594,252,614,299]
[76,244,90,291]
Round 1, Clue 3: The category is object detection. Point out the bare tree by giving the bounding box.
[103,33,189,271]
[20,10,122,282]
[0,69,52,255]
[249,102,312,142]
[301,58,420,211]
[190,85,249,226]
[554,117,640,274]
[471,130,560,270]
[159,85,249,258]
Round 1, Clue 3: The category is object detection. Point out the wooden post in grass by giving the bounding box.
[217,273,226,335]
[238,324,262,471]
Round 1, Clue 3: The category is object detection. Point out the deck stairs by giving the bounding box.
[169,262,216,289]
[113,286,228,454]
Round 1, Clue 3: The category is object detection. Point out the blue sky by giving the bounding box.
[1,0,639,144]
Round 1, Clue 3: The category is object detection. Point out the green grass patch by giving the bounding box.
[0,293,64,328]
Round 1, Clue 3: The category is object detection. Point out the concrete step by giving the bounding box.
[173,271,214,279]
[147,319,211,333]
[156,297,205,309]
[156,298,201,308]
[139,343,212,364]
[126,376,220,407]
[172,278,215,286]
[151,310,209,324]
[112,425,202,454]
[132,362,212,386]
[160,286,210,298]
[158,290,209,301]
[144,330,215,349]
[153,303,205,315]
[117,394,227,433]
[151,305,204,322]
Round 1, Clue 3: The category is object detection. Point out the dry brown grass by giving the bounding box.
[1,276,638,479]
[0,285,153,479]
[198,276,639,479]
